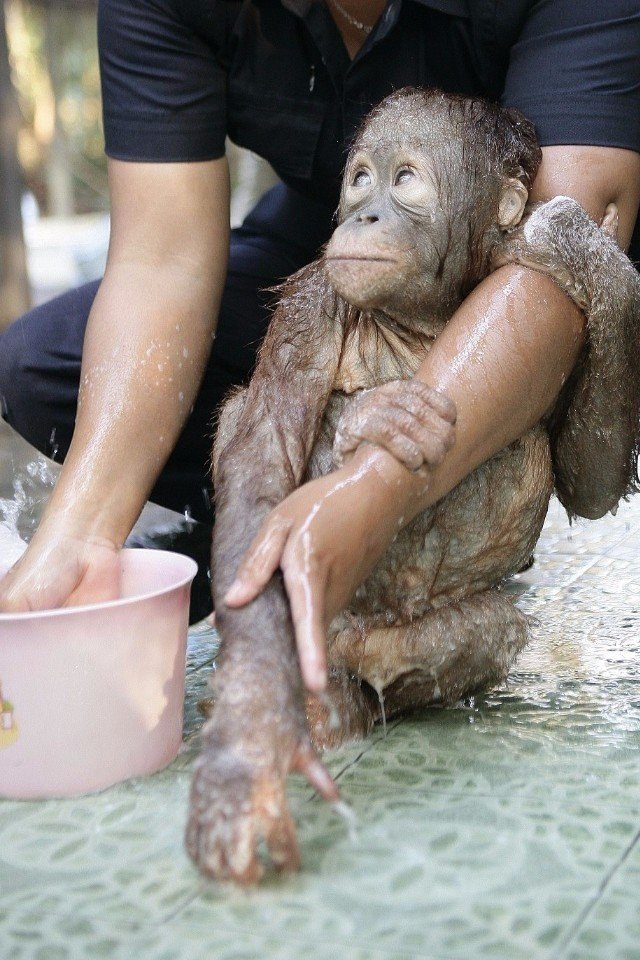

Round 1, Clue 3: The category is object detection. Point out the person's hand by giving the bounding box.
[0,522,121,613]
[224,448,425,692]
[333,380,456,472]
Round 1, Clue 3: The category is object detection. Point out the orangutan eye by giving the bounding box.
[394,166,416,186]
[353,168,372,187]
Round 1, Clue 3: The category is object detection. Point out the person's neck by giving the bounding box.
[326,0,386,58]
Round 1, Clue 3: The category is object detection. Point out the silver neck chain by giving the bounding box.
[328,0,374,34]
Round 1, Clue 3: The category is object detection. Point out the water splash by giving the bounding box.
[0,520,27,575]
[183,505,196,532]
[332,799,360,845]
[47,427,59,462]
[0,455,58,544]
[372,680,387,736]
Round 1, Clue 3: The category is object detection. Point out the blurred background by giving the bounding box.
[0,0,276,330]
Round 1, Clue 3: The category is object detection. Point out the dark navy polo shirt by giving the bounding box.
[98,0,640,254]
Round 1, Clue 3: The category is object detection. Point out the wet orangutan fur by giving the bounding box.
[186,88,640,883]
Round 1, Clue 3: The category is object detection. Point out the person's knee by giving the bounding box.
[0,283,96,455]
[0,315,56,455]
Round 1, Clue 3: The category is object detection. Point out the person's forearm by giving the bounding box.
[41,262,222,546]
[34,157,230,549]
[415,264,584,502]
[352,264,585,519]
[347,143,640,522]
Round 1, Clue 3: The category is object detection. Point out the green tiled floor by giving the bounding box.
[2,420,640,960]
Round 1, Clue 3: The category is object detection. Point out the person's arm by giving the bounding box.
[0,156,229,612]
[225,144,640,692]
[401,145,640,500]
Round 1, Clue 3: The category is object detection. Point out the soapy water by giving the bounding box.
[0,455,58,575]
[0,521,27,576]
[332,799,360,845]
[460,616,640,753]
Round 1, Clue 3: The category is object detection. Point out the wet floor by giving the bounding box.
[1,416,639,960]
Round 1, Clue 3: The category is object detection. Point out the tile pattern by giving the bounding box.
[2,424,640,959]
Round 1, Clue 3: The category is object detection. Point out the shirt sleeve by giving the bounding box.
[502,0,640,153]
[98,0,228,162]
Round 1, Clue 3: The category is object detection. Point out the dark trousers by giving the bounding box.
[0,185,334,522]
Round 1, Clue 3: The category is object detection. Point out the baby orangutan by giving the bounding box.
[187,88,640,883]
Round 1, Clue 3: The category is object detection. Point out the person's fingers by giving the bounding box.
[283,552,328,693]
[0,569,33,613]
[225,517,291,606]
[0,553,78,613]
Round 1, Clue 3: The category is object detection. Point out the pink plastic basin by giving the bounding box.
[0,549,197,798]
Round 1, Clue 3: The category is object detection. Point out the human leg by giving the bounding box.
[0,281,99,462]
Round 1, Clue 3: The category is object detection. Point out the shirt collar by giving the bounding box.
[281,0,469,18]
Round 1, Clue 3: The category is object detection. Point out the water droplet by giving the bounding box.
[332,800,360,844]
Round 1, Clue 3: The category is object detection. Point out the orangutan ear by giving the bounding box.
[498,178,528,229]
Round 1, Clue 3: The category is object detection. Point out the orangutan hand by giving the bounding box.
[333,379,456,472]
